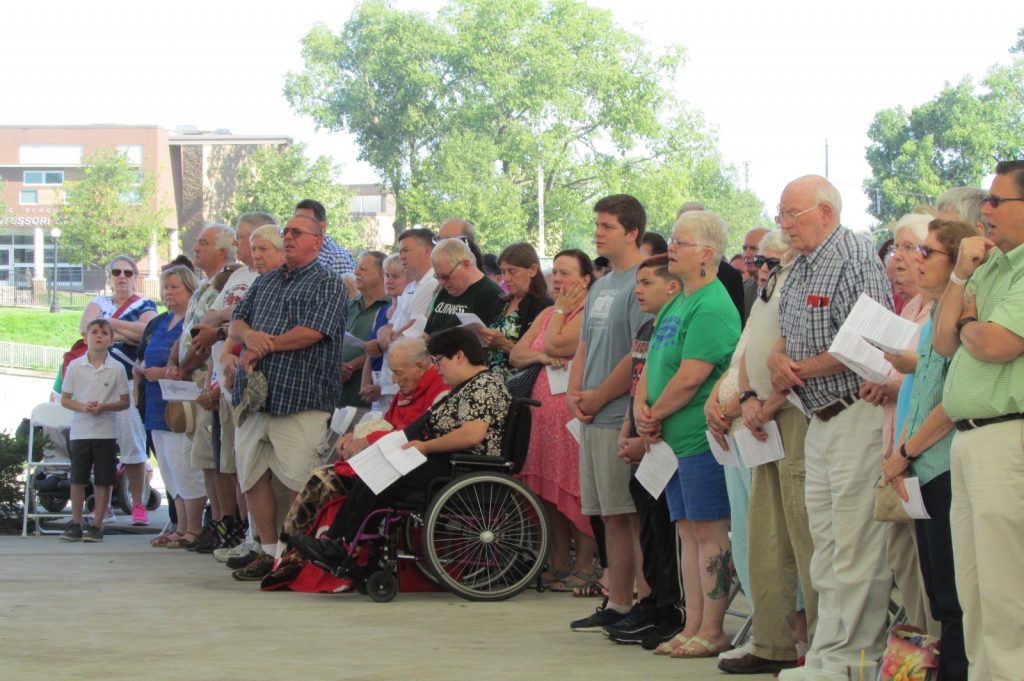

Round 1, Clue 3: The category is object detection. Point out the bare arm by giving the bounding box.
[108,310,157,344]
[509,313,549,369]
[542,308,584,357]
[647,359,715,421]
[271,326,325,352]
[406,420,488,456]
[78,302,102,335]
[959,321,1024,363]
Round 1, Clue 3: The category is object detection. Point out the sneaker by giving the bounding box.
[602,603,658,643]
[226,550,261,570]
[83,526,104,542]
[187,523,220,553]
[640,621,686,650]
[719,653,798,675]
[232,553,274,581]
[570,606,629,632]
[60,524,83,542]
[214,542,253,563]
[85,505,116,525]
[131,505,149,526]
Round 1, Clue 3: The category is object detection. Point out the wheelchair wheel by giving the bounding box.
[400,513,441,587]
[117,473,153,515]
[366,570,399,603]
[423,472,548,602]
[145,488,163,512]
[38,494,69,514]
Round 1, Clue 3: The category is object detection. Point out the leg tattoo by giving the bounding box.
[705,547,734,600]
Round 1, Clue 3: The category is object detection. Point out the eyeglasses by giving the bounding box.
[916,244,952,259]
[752,256,781,269]
[429,355,445,367]
[668,238,701,249]
[279,227,321,239]
[983,195,1024,208]
[758,266,781,303]
[433,235,469,245]
[774,204,820,225]
[434,261,465,282]
[110,268,135,278]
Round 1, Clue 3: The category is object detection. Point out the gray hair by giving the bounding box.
[204,222,237,262]
[676,201,706,218]
[106,255,138,275]
[358,250,387,270]
[431,238,475,271]
[894,213,931,243]
[673,209,729,264]
[250,224,283,251]
[759,230,789,256]
[387,336,429,366]
[813,180,843,223]
[159,264,199,296]
[236,211,277,234]
[937,187,987,226]
[383,253,404,275]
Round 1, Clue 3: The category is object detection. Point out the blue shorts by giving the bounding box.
[664,449,730,522]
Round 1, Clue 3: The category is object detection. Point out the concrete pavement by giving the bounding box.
[0,531,765,681]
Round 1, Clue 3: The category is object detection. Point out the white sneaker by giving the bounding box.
[85,505,117,525]
[719,639,755,661]
[214,541,253,563]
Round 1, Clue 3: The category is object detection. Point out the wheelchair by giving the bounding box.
[313,397,550,603]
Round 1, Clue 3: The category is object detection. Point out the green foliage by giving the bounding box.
[54,149,167,268]
[865,30,1024,223]
[0,309,82,350]
[285,0,764,249]
[0,429,34,518]
[232,143,358,246]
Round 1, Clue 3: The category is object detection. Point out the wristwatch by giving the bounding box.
[955,316,977,343]
[738,391,759,405]
[216,327,228,342]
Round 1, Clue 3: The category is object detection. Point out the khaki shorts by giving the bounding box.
[579,424,636,516]
[235,410,330,494]
[217,395,237,475]
[186,406,215,470]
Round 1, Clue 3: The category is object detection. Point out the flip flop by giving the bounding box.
[670,636,732,659]
[654,634,690,656]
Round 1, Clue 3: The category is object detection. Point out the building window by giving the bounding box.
[19,144,83,165]
[116,144,144,165]
[23,171,64,186]
[19,190,38,205]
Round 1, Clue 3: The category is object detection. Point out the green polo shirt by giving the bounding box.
[943,242,1024,420]
[340,293,390,408]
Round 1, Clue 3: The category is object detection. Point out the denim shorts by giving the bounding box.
[664,449,730,522]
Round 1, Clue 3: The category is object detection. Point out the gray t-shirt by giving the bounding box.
[581,264,651,427]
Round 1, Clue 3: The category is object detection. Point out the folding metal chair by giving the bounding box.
[21,402,74,537]
[726,577,754,648]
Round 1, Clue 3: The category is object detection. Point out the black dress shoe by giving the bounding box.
[289,534,348,566]
[718,653,798,675]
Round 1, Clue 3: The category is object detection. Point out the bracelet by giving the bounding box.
[553,308,566,315]
[949,271,968,286]
[899,443,910,459]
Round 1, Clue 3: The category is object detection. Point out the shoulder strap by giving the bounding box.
[112,294,142,319]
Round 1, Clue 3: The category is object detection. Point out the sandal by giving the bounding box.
[150,532,180,547]
[654,634,690,656]
[571,571,609,598]
[165,532,199,549]
[669,636,732,659]
[546,572,588,593]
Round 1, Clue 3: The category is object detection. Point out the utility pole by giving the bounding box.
[824,139,829,179]
[537,163,546,258]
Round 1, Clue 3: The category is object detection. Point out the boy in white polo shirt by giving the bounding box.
[60,319,130,542]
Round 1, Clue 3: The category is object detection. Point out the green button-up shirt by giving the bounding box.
[943,242,1024,420]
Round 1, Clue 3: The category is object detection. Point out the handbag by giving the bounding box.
[878,624,940,680]
[505,363,542,399]
[873,475,912,523]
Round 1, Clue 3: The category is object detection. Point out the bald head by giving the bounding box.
[777,175,842,255]
[742,227,770,275]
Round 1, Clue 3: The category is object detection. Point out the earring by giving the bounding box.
[700,263,706,278]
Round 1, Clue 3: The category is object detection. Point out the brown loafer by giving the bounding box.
[718,653,798,675]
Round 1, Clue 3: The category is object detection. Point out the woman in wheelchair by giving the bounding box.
[291,326,512,569]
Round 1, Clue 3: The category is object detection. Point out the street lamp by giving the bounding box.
[49,227,62,313]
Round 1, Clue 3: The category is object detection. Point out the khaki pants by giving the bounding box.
[749,405,817,661]
[803,399,890,673]
[950,421,1024,681]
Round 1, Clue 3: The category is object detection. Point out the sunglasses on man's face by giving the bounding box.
[752,256,781,269]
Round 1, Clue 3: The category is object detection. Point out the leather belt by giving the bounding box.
[954,412,1024,432]
[812,393,859,422]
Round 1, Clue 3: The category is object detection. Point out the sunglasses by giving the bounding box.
[433,235,469,245]
[752,256,781,269]
[983,195,1024,208]
[279,227,321,239]
[110,268,135,278]
[758,267,781,303]
[916,244,953,259]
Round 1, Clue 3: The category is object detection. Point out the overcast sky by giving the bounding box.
[4,0,1022,231]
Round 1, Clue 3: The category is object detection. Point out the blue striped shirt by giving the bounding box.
[779,226,893,411]
[232,260,347,415]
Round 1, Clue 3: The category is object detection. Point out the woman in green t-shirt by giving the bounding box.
[637,210,741,659]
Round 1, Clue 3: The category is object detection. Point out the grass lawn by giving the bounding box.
[0,308,84,349]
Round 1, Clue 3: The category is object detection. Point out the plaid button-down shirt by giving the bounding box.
[232,260,347,415]
[779,226,893,411]
[318,235,356,277]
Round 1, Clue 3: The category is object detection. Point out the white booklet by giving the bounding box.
[347,430,427,495]
[733,422,785,468]
[786,391,811,417]
[565,417,583,444]
[705,431,740,468]
[342,332,366,349]
[829,327,893,384]
[329,406,358,435]
[846,293,918,354]
[899,477,932,520]
[158,379,201,402]
[546,361,571,395]
[455,312,486,330]
[635,441,678,497]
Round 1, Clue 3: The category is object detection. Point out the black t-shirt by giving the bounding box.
[424,275,506,334]
[627,318,655,437]
[717,259,746,326]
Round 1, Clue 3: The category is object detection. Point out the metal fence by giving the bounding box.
[0,342,62,372]
[0,285,93,309]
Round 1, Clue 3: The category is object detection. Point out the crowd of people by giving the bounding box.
[52,161,1024,681]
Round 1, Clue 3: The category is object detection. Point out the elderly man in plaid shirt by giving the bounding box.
[768,176,893,680]
[228,212,347,580]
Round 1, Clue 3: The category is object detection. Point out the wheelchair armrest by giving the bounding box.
[449,452,514,470]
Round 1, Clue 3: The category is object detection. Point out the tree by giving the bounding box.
[864,29,1024,223]
[54,149,166,268]
[232,143,359,246]
[285,0,762,249]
